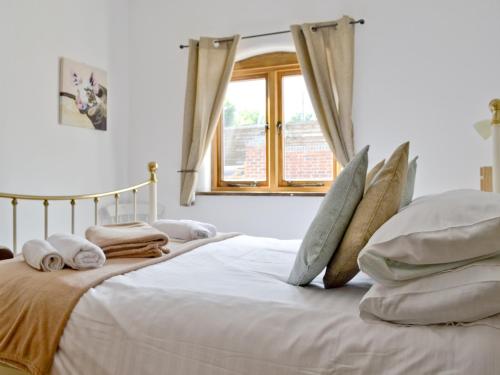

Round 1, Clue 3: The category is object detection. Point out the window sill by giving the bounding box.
[196,191,326,197]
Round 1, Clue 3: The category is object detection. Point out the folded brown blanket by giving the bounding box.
[85,222,168,258]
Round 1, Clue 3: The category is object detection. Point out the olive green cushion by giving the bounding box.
[287,146,369,286]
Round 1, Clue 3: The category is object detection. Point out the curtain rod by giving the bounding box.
[179,19,365,49]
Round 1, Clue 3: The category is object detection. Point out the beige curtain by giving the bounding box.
[291,16,355,166]
[180,36,240,206]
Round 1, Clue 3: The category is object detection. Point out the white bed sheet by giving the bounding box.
[53,235,500,375]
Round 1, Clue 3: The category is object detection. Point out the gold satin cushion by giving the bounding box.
[324,142,409,288]
[364,159,385,193]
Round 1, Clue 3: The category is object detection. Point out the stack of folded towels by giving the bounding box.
[22,221,175,271]
[85,222,169,258]
[152,219,217,241]
[358,189,500,325]
[23,234,105,272]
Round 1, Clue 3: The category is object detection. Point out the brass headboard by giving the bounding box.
[0,162,159,253]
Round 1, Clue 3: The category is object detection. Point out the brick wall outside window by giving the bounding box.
[223,122,332,181]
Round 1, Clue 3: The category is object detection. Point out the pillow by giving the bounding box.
[358,189,500,286]
[364,159,385,193]
[400,156,418,208]
[359,256,500,325]
[287,146,369,286]
[323,142,409,288]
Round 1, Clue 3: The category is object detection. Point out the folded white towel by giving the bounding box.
[48,233,106,270]
[153,219,216,241]
[22,239,64,272]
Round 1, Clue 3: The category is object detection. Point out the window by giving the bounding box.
[212,52,339,193]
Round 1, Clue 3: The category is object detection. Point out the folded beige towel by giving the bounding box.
[85,222,169,258]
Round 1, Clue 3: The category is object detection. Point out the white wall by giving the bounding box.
[127,0,500,239]
[3,0,498,244]
[0,0,130,247]
[129,0,500,238]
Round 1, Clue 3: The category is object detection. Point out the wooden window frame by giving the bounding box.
[211,52,337,194]
[213,72,270,190]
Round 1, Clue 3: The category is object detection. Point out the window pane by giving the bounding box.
[222,78,267,181]
[282,75,333,181]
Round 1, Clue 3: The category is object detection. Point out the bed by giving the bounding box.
[49,234,500,375]
[1,164,500,375]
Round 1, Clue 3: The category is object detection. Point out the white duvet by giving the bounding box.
[53,235,500,375]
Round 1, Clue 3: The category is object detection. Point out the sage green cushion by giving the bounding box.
[400,156,418,208]
[287,146,369,286]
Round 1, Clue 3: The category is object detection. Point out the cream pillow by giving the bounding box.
[359,256,500,325]
[358,189,500,286]
[323,142,409,288]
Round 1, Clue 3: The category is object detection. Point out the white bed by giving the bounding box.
[52,235,500,375]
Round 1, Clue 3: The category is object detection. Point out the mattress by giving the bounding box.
[52,235,500,375]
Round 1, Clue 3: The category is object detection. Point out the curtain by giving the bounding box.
[291,16,355,167]
[180,35,240,206]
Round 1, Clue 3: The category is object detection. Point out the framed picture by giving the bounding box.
[59,58,108,131]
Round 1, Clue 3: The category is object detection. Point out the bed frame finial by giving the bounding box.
[148,162,159,183]
[148,162,158,223]
[490,99,500,125]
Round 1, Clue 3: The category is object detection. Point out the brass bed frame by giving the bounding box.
[0,162,158,374]
[0,162,159,254]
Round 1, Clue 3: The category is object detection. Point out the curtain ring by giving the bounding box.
[311,23,338,32]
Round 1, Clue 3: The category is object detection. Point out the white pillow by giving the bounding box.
[358,189,500,286]
[359,257,500,325]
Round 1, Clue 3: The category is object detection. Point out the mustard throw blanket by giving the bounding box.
[85,222,169,258]
[0,233,239,375]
